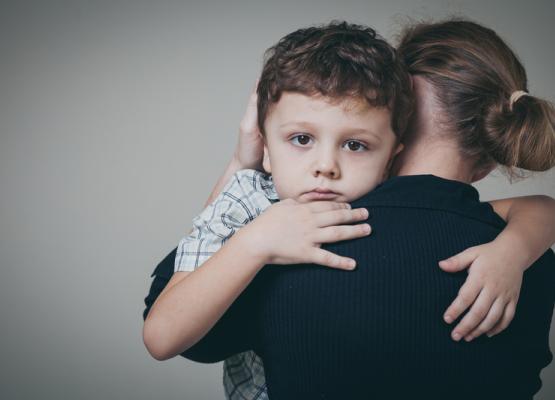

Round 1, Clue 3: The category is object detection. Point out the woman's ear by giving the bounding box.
[471,163,496,183]
[262,145,271,174]
[384,142,404,180]
[393,142,404,157]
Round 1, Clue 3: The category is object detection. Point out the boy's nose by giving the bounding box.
[312,157,340,179]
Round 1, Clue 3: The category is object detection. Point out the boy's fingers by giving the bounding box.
[463,297,505,341]
[443,281,481,324]
[315,208,368,228]
[450,290,495,341]
[310,248,356,270]
[314,224,371,244]
[307,201,351,213]
[486,302,516,337]
[439,247,477,272]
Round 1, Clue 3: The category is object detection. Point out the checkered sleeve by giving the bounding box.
[174,169,273,272]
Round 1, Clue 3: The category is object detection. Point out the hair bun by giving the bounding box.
[484,94,555,171]
[509,90,528,111]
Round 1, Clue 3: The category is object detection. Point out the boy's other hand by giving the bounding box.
[238,199,371,270]
[233,80,264,170]
[439,242,523,342]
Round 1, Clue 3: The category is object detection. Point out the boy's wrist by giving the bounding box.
[230,226,269,272]
[495,230,533,272]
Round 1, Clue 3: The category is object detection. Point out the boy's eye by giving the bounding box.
[344,140,367,152]
[290,134,313,146]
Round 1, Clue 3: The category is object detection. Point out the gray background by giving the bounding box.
[1,0,553,399]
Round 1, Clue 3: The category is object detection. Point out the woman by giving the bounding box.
[143,19,555,399]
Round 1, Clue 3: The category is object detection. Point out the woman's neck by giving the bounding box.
[392,75,476,184]
[392,137,475,184]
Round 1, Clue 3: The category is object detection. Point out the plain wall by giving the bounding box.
[1,0,553,399]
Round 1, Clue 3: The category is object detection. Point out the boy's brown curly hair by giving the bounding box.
[257,21,414,140]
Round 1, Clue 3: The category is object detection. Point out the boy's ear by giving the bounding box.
[262,144,271,174]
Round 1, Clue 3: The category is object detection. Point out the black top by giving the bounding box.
[144,175,555,400]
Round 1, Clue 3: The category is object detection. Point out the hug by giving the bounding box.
[143,19,555,400]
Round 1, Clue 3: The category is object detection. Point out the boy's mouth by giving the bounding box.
[301,188,340,201]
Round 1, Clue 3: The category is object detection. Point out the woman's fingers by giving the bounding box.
[462,297,506,341]
[314,207,369,228]
[313,223,371,244]
[238,80,260,135]
[485,302,517,337]
[450,289,495,341]
[309,248,356,270]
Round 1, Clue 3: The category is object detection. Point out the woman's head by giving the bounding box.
[397,19,555,175]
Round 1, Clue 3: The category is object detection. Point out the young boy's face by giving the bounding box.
[262,92,402,203]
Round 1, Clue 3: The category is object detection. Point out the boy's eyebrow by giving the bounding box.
[346,128,383,143]
[279,121,382,142]
[279,121,384,143]
[278,121,318,130]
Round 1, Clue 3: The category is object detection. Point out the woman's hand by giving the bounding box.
[204,82,264,206]
[439,242,524,342]
[238,199,371,270]
[232,80,264,170]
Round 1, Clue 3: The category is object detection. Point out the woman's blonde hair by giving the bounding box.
[397,19,555,175]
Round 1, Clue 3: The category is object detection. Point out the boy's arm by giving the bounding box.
[439,195,555,342]
[145,170,269,361]
[489,195,555,263]
[143,251,247,363]
[142,84,265,361]
[143,237,265,361]
[143,199,370,361]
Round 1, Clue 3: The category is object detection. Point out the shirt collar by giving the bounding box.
[350,175,506,229]
[262,174,280,202]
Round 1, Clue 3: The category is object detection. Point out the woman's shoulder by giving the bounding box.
[351,175,506,229]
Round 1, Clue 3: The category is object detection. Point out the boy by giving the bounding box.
[143,21,555,399]
[148,21,411,399]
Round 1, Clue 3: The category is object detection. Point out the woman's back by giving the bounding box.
[254,175,555,399]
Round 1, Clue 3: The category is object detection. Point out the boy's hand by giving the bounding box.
[239,199,371,270]
[233,80,264,170]
[439,242,524,342]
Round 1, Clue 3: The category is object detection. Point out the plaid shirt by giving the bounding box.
[175,169,279,400]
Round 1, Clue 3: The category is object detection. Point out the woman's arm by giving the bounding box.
[204,84,264,207]
[439,195,555,342]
